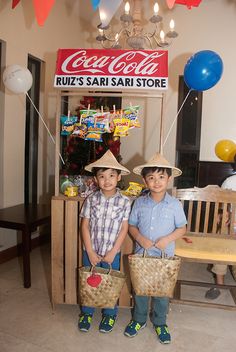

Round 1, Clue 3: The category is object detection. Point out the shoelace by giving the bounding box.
[80,315,92,323]
[156,326,169,335]
[102,316,115,326]
[129,321,142,331]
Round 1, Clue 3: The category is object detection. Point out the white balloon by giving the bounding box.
[3,64,33,94]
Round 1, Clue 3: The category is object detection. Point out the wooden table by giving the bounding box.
[0,203,51,288]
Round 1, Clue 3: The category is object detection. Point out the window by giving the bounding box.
[175,76,203,188]
[25,55,41,204]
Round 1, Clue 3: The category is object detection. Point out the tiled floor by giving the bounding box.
[1,244,236,352]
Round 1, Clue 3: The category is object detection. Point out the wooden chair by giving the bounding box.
[172,185,236,309]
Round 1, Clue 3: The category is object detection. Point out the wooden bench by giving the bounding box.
[172,185,236,309]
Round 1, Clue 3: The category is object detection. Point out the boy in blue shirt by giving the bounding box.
[124,153,187,344]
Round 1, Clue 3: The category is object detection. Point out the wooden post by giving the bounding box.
[159,93,165,154]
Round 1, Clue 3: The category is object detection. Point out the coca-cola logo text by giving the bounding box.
[60,50,165,76]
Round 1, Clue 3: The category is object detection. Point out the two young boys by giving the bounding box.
[79,150,187,344]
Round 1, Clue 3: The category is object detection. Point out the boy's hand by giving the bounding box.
[155,236,170,250]
[103,249,116,264]
[87,250,102,266]
[139,236,154,250]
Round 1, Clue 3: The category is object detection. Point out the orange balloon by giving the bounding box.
[215,140,236,162]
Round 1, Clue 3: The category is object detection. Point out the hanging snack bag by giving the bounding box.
[60,115,78,136]
[94,112,111,133]
[113,118,130,137]
[72,123,87,139]
[109,109,122,133]
[85,121,106,142]
[123,105,141,129]
[80,109,97,125]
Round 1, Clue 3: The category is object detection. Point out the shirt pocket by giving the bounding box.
[111,206,122,220]
[139,206,152,224]
[160,208,174,225]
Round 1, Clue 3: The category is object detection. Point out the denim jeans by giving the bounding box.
[133,295,169,326]
[80,250,120,317]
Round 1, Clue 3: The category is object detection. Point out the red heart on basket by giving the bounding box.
[87,273,102,288]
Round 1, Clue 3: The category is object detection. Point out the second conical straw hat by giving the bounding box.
[133,152,182,177]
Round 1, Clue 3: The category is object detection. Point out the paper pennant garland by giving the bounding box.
[99,0,122,27]
[12,0,21,9]
[166,0,176,9]
[33,0,55,26]
[91,0,100,11]
[167,0,202,9]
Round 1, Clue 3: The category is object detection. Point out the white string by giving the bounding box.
[163,89,192,148]
[26,92,65,165]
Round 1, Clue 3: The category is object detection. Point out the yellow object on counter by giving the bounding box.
[64,186,78,197]
[122,182,144,197]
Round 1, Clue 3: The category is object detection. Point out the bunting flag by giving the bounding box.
[12,0,21,9]
[98,0,122,27]
[33,0,55,26]
[166,0,176,9]
[91,0,100,11]
[167,0,202,9]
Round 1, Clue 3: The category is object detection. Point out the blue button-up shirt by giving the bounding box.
[129,192,187,257]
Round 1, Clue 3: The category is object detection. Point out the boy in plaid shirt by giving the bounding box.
[79,150,131,333]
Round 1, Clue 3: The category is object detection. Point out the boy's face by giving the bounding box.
[143,169,171,195]
[94,168,121,194]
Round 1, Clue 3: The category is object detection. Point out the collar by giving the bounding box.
[147,191,171,204]
[99,188,120,200]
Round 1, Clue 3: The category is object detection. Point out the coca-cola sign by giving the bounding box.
[54,48,168,90]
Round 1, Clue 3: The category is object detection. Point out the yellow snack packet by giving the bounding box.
[122,182,144,196]
[113,118,130,137]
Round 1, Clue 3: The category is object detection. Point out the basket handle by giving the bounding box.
[143,249,167,258]
[90,264,112,275]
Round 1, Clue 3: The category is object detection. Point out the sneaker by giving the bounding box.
[99,315,116,333]
[78,314,92,332]
[124,320,146,338]
[155,325,171,344]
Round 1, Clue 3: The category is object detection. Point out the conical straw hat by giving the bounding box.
[133,152,182,177]
[85,150,130,175]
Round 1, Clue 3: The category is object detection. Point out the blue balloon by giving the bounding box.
[184,50,223,91]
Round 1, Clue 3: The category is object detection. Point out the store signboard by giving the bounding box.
[54,48,168,90]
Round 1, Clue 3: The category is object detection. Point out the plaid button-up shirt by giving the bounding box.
[80,189,131,256]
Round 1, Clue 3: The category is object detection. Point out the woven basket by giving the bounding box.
[79,266,126,308]
[128,251,181,298]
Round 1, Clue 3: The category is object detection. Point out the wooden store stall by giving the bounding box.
[51,48,236,310]
[51,48,166,308]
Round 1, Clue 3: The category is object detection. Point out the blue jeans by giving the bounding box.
[133,295,169,326]
[81,250,120,317]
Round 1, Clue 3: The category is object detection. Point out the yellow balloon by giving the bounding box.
[215,139,236,162]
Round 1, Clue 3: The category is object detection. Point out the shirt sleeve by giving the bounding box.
[174,199,187,228]
[128,198,139,226]
[80,196,91,218]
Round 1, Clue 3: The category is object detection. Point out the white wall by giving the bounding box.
[0,0,87,250]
